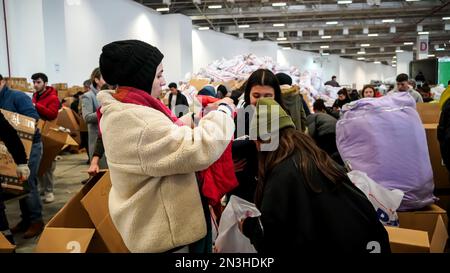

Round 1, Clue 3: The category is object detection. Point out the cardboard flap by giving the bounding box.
[35,227,95,253]
[416,103,440,124]
[398,213,438,237]
[385,226,430,253]
[47,172,106,228]
[429,215,449,253]
[80,171,129,253]
[0,233,16,253]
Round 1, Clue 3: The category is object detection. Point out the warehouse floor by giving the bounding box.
[4,152,90,253]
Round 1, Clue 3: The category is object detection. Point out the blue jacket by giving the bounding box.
[0,85,41,142]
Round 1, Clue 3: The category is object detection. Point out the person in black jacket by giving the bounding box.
[167,82,189,118]
[0,111,30,245]
[240,98,390,253]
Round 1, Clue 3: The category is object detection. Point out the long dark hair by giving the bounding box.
[361,85,376,98]
[244,69,283,107]
[255,127,348,208]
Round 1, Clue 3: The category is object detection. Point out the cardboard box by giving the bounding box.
[56,107,81,145]
[387,205,448,253]
[80,171,128,253]
[35,171,128,253]
[398,204,448,227]
[0,109,36,194]
[423,123,450,189]
[0,232,15,253]
[189,78,210,91]
[416,103,440,124]
[38,120,78,176]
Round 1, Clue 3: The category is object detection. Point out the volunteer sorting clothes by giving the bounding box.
[240,98,391,253]
[97,40,235,253]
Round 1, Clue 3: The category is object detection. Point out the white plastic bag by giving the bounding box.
[215,195,261,253]
[347,170,404,226]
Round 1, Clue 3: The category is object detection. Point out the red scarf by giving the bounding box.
[110,86,238,209]
[113,86,183,126]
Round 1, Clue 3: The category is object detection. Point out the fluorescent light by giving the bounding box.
[395,49,404,53]
[326,21,338,25]
[393,56,397,59]
[428,54,435,57]
[273,23,285,27]
[361,44,370,47]
[357,57,365,60]
[282,47,291,50]
[321,53,330,56]
[406,0,421,2]
[272,2,286,7]
[238,24,250,28]
[357,51,366,55]
[418,31,429,35]
[198,27,209,30]
[320,45,330,49]
[392,61,397,63]
[321,35,332,39]
[404,42,414,45]
[337,0,352,4]
[156,7,169,12]
[436,48,445,51]
[392,64,397,67]
[277,37,287,41]
[374,61,381,64]
[443,17,450,20]
[208,5,222,9]
[368,33,379,37]
[382,19,395,23]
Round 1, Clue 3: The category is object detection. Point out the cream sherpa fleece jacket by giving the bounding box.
[97,90,235,253]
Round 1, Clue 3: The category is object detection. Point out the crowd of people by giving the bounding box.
[1,39,450,253]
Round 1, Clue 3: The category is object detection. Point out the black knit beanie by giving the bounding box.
[99,40,164,93]
[275,73,292,86]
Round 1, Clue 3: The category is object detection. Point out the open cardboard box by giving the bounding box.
[423,123,450,189]
[56,107,81,145]
[38,119,78,177]
[416,103,440,124]
[386,204,448,253]
[0,109,36,194]
[35,171,128,253]
[0,233,15,253]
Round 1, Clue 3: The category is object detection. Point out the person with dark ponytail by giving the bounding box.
[240,98,390,253]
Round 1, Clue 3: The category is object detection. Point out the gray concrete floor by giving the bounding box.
[4,152,90,253]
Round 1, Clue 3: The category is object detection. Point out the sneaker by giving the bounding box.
[23,221,44,239]
[44,192,55,203]
[10,221,30,234]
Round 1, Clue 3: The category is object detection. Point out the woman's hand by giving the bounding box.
[87,156,100,176]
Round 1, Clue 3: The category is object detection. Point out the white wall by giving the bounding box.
[397,51,413,75]
[192,29,251,73]
[63,0,162,85]
[42,0,68,83]
[160,14,193,84]
[250,41,278,61]
[3,0,46,79]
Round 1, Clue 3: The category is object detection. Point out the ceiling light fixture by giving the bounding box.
[238,24,250,28]
[272,2,287,7]
[368,33,379,37]
[382,19,395,23]
[326,21,338,25]
[404,42,414,45]
[156,7,169,12]
[320,45,330,49]
[418,31,429,35]
[208,5,222,9]
[198,27,209,30]
[277,37,287,41]
[273,23,285,27]
[321,35,332,39]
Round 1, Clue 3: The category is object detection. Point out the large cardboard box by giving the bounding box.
[423,123,450,189]
[35,171,128,253]
[416,103,440,124]
[0,109,36,194]
[80,171,128,253]
[386,205,448,253]
[38,120,78,177]
[0,233,15,253]
[56,107,81,145]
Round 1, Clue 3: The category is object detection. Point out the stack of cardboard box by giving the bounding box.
[6,77,31,92]
[35,171,128,253]
[416,103,450,210]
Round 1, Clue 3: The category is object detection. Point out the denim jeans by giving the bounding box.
[39,160,55,194]
[19,140,43,223]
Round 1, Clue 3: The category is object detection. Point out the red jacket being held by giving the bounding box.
[32,86,60,121]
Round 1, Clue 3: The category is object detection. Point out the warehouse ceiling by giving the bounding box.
[136,0,450,64]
